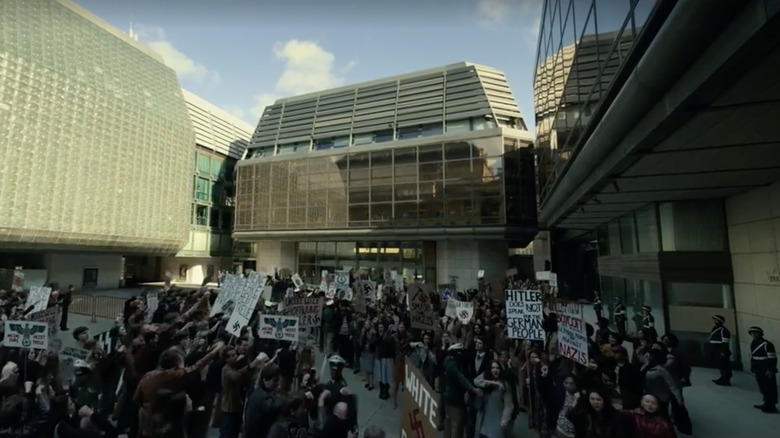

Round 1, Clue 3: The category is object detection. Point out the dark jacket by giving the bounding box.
[442,353,474,407]
[244,384,285,438]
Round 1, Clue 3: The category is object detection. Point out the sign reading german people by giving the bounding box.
[408,284,438,331]
[401,358,439,438]
[283,296,324,330]
[505,289,544,340]
[258,315,299,342]
[555,302,588,365]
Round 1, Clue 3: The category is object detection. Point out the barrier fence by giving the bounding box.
[70,296,126,322]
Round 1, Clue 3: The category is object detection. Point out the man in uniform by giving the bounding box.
[613,297,627,335]
[748,326,777,413]
[322,355,359,434]
[593,291,603,320]
[709,314,732,386]
[641,305,657,341]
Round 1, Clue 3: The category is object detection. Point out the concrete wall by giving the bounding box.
[158,256,232,285]
[254,241,297,276]
[726,181,780,367]
[44,253,122,290]
[436,239,508,291]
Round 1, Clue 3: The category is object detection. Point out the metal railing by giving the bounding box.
[70,296,126,322]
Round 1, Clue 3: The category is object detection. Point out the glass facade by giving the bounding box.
[235,136,536,232]
[533,0,658,202]
[0,0,194,253]
[600,276,666,336]
[191,150,234,233]
[297,241,428,283]
[598,200,727,256]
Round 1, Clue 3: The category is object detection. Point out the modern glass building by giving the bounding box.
[235,63,537,289]
[125,90,254,286]
[533,0,780,367]
[0,0,194,289]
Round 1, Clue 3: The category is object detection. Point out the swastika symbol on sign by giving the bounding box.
[459,310,469,320]
[409,408,424,438]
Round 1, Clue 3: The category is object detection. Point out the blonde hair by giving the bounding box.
[1,361,18,379]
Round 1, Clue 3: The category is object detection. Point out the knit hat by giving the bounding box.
[748,326,764,336]
[712,315,726,324]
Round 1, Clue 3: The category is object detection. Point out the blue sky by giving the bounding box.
[75,0,543,130]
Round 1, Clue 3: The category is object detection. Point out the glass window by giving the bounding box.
[635,204,659,252]
[210,208,220,228]
[370,203,393,223]
[221,211,232,231]
[210,158,223,178]
[394,202,419,225]
[659,201,728,251]
[418,144,443,162]
[398,126,421,140]
[374,130,394,143]
[395,184,418,202]
[607,220,621,255]
[667,282,727,308]
[195,177,210,201]
[315,139,333,150]
[333,136,350,148]
[349,204,369,224]
[446,119,470,133]
[353,134,373,146]
[196,153,210,174]
[619,214,637,254]
[371,185,393,203]
[195,205,208,226]
[421,123,443,137]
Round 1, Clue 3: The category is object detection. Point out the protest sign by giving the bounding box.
[30,306,61,337]
[283,296,323,330]
[400,359,439,438]
[26,286,52,313]
[505,289,544,340]
[94,329,118,354]
[444,299,473,324]
[258,315,299,342]
[334,270,350,294]
[210,273,239,316]
[409,284,438,331]
[3,320,48,349]
[145,291,159,321]
[358,280,376,301]
[319,270,329,291]
[59,346,89,384]
[12,269,24,292]
[555,302,588,365]
[291,273,305,290]
[226,271,264,336]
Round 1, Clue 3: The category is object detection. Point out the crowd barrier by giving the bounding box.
[70,295,126,322]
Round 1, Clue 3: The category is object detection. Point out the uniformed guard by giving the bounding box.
[641,305,657,341]
[748,326,778,413]
[323,354,359,433]
[593,291,603,319]
[613,297,627,335]
[709,314,732,386]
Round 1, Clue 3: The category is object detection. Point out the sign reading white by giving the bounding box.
[258,315,299,342]
[26,286,52,314]
[4,320,48,349]
[226,272,264,337]
[505,289,544,340]
[555,302,588,365]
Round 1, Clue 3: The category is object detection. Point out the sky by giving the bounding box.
[74,0,543,130]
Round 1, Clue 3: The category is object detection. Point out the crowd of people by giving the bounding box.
[0,270,777,438]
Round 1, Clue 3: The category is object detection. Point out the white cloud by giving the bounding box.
[134,25,220,84]
[476,0,542,25]
[251,40,355,118]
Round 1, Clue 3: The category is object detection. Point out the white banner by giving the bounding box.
[283,297,323,330]
[210,274,239,316]
[505,289,544,340]
[4,320,49,349]
[445,299,474,324]
[291,273,305,290]
[226,272,264,336]
[258,315,299,342]
[357,280,376,301]
[555,302,588,365]
[146,291,159,321]
[334,270,350,293]
[26,286,52,314]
